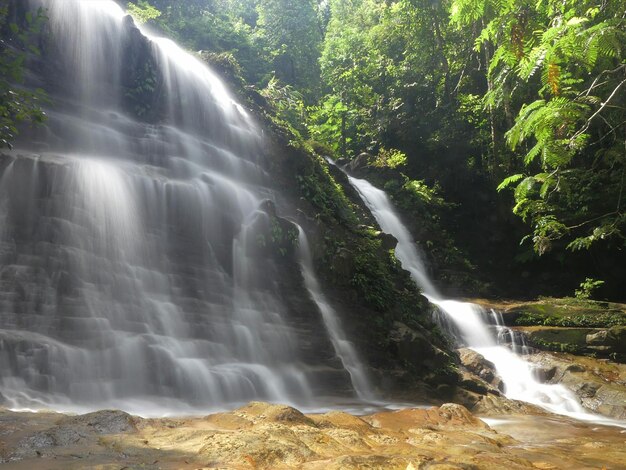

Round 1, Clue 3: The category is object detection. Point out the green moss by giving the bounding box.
[512,297,626,328]
[295,156,358,224]
[350,236,394,312]
[529,338,583,354]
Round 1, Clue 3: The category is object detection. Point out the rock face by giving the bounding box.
[1,402,625,469]
[386,322,457,395]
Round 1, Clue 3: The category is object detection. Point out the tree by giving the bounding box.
[452,0,625,257]
[0,5,47,148]
[255,0,322,94]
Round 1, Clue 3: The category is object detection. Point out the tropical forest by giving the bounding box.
[0,0,625,468]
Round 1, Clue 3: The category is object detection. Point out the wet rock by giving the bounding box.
[526,352,626,420]
[329,247,355,279]
[365,403,490,431]
[452,387,544,416]
[2,403,626,469]
[459,370,499,396]
[389,322,451,374]
[458,348,504,392]
[376,231,398,251]
[10,409,136,460]
[15,427,86,459]
[234,402,317,427]
[60,409,137,434]
[586,326,626,359]
[348,152,373,173]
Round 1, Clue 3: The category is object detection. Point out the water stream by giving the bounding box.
[295,225,373,400]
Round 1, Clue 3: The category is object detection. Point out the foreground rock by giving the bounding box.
[1,402,625,469]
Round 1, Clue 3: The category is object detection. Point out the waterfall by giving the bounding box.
[0,0,359,415]
[339,165,614,420]
[295,225,373,400]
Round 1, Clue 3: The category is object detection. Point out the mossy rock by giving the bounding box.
[498,297,626,328]
[519,327,595,354]
[518,325,626,361]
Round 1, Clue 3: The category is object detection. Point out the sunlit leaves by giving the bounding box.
[453,0,625,257]
[127,1,162,24]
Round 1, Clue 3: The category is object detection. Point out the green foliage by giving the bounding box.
[257,217,298,257]
[255,0,322,94]
[127,1,162,24]
[307,94,349,155]
[575,278,605,300]
[529,337,583,354]
[512,297,626,327]
[401,179,446,207]
[452,0,626,263]
[260,76,307,137]
[0,6,47,148]
[516,311,625,328]
[124,60,159,119]
[371,147,407,169]
[317,0,462,158]
[350,235,395,311]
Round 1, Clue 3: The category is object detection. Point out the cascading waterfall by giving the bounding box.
[338,165,612,420]
[0,0,357,415]
[295,225,373,400]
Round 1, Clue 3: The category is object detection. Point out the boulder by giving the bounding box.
[348,152,373,173]
[458,348,504,392]
[587,326,626,357]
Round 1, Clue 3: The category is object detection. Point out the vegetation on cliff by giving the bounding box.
[122,0,625,301]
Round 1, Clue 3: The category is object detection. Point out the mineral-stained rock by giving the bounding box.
[1,401,626,469]
[10,409,137,460]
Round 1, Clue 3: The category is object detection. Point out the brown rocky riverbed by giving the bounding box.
[1,400,625,469]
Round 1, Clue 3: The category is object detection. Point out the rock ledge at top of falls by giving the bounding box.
[471,298,626,362]
[2,402,626,469]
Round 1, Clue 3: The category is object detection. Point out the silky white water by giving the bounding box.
[342,167,624,424]
[0,0,359,414]
[295,225,374,400]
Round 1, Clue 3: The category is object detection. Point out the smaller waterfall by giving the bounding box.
[346,178,439,297]
[338,164,604,419]
[428,298,583,415]
[295,226,374,400]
